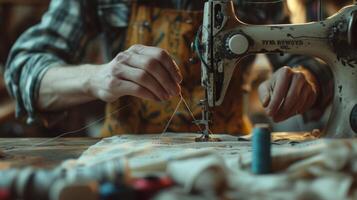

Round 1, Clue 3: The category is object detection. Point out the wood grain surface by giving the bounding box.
[0,137,99,169]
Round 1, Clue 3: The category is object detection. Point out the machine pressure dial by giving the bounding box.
[227,34,249,55]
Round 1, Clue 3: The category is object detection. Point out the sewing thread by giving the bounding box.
[4,104,131,152]
[161,98,183,135]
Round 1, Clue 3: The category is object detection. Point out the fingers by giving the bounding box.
[266,67,293,116]
[274,88,308,122]
[120,52,180,97]
[283,72,305,109]
[105,44,184,103]
[258,81,271,107]
[298,85,317,114]
[274,72,305,121]
[128,45,183,83]
[113,64,170,101]
[264,67,319,122]
[278,86,311,121]
[114,79,160,102]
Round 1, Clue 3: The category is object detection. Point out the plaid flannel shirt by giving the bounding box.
[4,0,333,124]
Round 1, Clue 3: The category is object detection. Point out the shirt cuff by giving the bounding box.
[17,54,65,124]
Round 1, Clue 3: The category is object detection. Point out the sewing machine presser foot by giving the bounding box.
[193,99,221,142]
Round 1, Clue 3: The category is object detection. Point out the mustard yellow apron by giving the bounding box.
[101,2,252,136]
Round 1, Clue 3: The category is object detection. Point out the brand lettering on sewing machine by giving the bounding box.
[262,40,304,46]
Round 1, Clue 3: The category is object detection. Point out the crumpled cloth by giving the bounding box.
[167,154,228,195]
[229,139,357,200]
[61,134,357,200]
[238,129,321,144]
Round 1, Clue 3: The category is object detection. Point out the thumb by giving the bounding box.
[258,81,271,108]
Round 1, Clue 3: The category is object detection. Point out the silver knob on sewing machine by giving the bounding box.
[227,34,249,55]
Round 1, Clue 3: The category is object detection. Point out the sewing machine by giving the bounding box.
[195,0,357,138]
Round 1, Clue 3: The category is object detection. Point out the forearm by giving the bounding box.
[39,45,182,113]
[38,64,98,111]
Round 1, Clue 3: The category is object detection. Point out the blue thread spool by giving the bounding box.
[100,183,118,200]
[251,124,271,174]
[100,182,135,200]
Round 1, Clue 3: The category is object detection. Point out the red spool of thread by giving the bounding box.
[0,189,10,200]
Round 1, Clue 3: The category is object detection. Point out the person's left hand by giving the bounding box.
[258,66,320,122]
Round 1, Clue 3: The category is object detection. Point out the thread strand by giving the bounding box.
[4,104,131,152]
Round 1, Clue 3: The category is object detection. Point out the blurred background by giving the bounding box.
[0,0,353,137]
[0,0,50,137]
[0,0,105,137]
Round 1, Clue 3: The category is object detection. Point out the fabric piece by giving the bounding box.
[231,139,357,200]
[238,129,321,144]
[60,133,247,176]
[63,134,357,200]
[167,154,227,194]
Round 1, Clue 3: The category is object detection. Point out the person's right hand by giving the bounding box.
[258,66,319,122]
[89,45,183,102]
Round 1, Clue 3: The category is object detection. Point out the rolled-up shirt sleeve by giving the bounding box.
[5,0,95,124]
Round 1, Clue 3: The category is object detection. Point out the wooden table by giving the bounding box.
[0,138,100,169]
[0,132,319,169]
[0,134,354,200]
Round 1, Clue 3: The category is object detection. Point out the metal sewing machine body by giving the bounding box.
[198,0,357,138]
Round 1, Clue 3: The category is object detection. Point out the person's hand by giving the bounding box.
[89,44,182,102]
[258,66,319,122]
